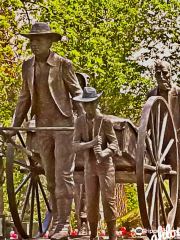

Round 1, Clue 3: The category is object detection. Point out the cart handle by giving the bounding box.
[0,129,40,161]
[0,127,74,162]
[0,127,74,131]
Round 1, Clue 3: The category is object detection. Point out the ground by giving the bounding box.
[24,236,149,240]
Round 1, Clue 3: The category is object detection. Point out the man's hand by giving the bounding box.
[93,144,103,159]
[94,145,113,162]
[90,136,102,148]
[73,136,102,153]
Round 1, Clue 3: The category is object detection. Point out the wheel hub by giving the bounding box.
[157,163,172,175]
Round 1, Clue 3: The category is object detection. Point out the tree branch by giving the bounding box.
[22,1,31,25]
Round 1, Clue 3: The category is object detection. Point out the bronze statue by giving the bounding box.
[147,58,180,227]
[73,87,118,240]
[147,58,180,131]
[8,22,84,240]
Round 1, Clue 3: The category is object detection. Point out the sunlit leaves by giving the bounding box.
[35,0,155,122]
[1,0,180,124]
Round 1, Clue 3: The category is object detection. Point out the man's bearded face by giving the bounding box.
[155,61,171,91]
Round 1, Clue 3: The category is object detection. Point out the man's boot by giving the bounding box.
[49,192,58,237]
[107,220,117,240]
[51,198,72,240]
[89,222,98,240]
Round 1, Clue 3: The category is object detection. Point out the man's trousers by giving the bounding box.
[36,116,75,199]
[85,159,117,222]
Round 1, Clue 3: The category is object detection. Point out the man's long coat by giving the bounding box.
[12,51,82,126]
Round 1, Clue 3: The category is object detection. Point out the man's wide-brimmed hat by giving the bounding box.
[73,87,103,102]
[20,22,61,42]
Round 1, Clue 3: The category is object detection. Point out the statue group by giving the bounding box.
[7,22,119,240]
[7,22,180,240]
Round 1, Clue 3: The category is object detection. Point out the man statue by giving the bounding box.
[147,58,180,130]
[147,58,180,227]
[8,22,84,240]
[73,87,118,240]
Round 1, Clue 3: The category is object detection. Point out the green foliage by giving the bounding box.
[0,0,25,126]
[124,184,138,212]
[0,1,27,217]
[37,0,151,122]
[2,0,180,125]
[29,0,180,122]
[116,208,142,230]
[117,184,140,230]
[70,202,77,231]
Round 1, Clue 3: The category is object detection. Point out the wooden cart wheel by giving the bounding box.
[136,96,179,234]
[6,141,52,239]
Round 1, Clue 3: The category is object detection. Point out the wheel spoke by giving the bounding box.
[158,112,168,159]
[146,135,157,165]
[36,184,42,233]
[29,179,35,238]
[159,178,167,226]
[21,178,33,221]
[150,110,158,160]
[155,101,160,150]
[15,173,31,195]
[145,172,157,199]
[17,132,26,148]
[160,176,173,209]
[144,164,156,171]
[14,159,32,170]
[156,177,160,228]
[150,177,157,225]
[160,139,174,163]
[38,179,51,212]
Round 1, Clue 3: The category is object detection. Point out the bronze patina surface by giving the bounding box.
[73,87,119,240]
[9,22,83,240]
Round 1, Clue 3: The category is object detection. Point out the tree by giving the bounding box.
[31,0,180,122]
[2,0,180,125]
[36,0,148,122]
[1,0,180,220]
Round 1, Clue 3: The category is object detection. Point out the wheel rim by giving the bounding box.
[6,142,52,239]
[136,96,179,233]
